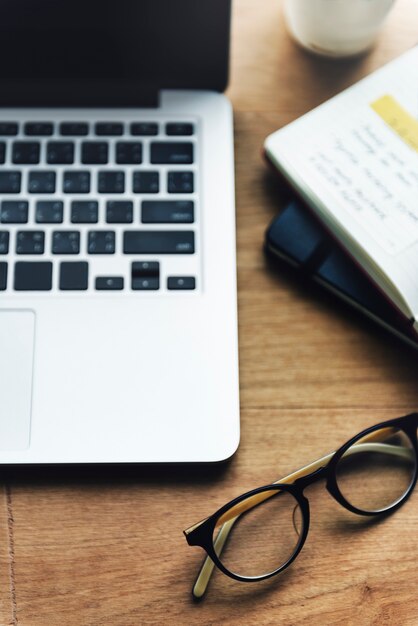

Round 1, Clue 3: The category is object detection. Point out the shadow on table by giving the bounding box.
[0,459,231,486]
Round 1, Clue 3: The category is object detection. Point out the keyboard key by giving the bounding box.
[47,141,74,164]
[60,122,88,136]
[141,200,194,224]
[98,171,125,194]
[71,201,98,224]
[1,200,28,223]
[166,123,194,136]
[150,142,193,164]
[16,231,45,255]
[36,201,64,224]
[131,261,159,290]
[63,171,90,193]
[59,261,88,290]
[95,276,124,290]
[0,123,18,136]
[14,261,52,291]
[81,141,108,165]
[124,231,195,254]
[132,261,159,276]
[88,231,115,254]
[95,122,123,136]
[0,142,6,164]
[131,122,158,136]
[12,141,40,164]
[131,277,159,291]
[106,201,133,224]
[28,171,56,193]
[116,142,142,164]
[0,262,7,289]
[167,171,194,193]
[133,171,159,194]
[52,231,80,254]
[0,232,9,254]
[167,276,196,290]
[0,172,21,193]
[24,122,53,136]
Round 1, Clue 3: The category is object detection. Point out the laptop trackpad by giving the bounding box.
[0,311,35,450]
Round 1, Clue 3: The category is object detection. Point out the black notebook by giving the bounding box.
[265,200,418,349]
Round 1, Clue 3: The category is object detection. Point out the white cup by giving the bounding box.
[283,0,396,58]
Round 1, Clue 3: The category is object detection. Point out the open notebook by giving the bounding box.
[265,47,418,339]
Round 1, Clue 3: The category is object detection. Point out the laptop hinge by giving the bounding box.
[0,81,160,108]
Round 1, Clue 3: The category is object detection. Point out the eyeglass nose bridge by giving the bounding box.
[293,464,329,491]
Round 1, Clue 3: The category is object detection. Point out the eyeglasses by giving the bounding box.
[183,413,418,599]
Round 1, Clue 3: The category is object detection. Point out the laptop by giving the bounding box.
[0,0,240,464]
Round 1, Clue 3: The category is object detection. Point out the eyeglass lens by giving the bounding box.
[335,427,416,513]
[213,489,304,579]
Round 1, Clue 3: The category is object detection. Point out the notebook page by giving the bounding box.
[266,47,418,319]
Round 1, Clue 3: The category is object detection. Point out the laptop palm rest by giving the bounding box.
[0,311,34,450]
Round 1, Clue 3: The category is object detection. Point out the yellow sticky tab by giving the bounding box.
[371,95,418,153]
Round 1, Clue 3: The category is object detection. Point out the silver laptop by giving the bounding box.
[0,0,239,464]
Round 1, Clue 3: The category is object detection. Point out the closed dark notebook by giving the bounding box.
[265,200,418,349]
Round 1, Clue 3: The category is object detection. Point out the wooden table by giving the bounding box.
[2,2,418,624]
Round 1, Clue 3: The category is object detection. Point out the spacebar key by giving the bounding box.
[123,231,195,254]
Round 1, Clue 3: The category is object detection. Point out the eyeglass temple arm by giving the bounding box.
[188,427,407,599]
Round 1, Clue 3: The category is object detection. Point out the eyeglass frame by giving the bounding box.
[184,412,418,597]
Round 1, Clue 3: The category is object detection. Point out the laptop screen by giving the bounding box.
[0,0,231,106]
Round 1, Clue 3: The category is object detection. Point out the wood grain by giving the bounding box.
[2,1,418,624]
[0,487,14,625]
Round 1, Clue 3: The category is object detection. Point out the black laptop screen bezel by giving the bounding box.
[0,0,232,106]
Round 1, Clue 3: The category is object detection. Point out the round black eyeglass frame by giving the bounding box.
[184,413,418,590]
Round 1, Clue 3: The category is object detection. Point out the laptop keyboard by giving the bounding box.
[0,119,199,293]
